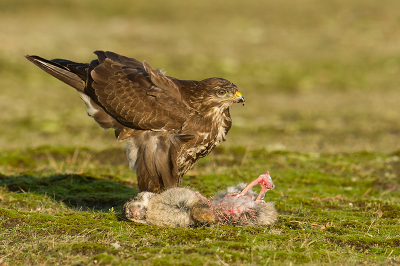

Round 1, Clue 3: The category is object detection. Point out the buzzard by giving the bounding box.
[26,51,244,193]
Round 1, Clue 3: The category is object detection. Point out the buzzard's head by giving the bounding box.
[192,78,245,114]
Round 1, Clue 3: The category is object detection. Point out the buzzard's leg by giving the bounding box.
[128,132,180,193]
[237,172,275,202]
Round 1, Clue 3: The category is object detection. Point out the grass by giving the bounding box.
[1,0,400,265]
[1,147,400,265]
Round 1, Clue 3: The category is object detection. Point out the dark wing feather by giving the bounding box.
[50,59,89,83]
[143,61,182,100]
[84,51,192,131]
[25,55,86,92]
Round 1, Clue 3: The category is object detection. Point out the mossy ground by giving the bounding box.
[1,147,399,265]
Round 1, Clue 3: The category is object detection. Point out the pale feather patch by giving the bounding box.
[215,119,227,145]
[79,93,98,117]
[151,128,167,132]
[126,134,160,171]
[126,138,139,170]
[156,68,167,75]
[211,106,230,146]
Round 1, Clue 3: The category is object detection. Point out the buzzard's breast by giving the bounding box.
[215,115,231,145]
[177,107,232,176]
[210,106,232,146]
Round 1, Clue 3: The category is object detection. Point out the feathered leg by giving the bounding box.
[127,132,180,193]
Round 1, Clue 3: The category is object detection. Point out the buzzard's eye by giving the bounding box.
[217,89,227,97]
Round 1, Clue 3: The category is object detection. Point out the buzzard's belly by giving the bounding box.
[178,141,216,177]
[178,120,228,177]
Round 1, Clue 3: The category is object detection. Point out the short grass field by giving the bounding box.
[1,0,400,265]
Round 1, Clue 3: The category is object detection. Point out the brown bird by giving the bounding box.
[26,51,245,193]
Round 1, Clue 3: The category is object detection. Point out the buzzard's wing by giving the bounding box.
[85,51,192,131]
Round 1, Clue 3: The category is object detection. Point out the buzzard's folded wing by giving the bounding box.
[84,51,192,131]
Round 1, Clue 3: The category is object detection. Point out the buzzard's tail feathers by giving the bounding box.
[25,55,86,92]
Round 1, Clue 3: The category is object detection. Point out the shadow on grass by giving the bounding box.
[0,173,139,211]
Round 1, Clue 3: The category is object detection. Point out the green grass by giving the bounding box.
[1,0,400,265]
[1,147,400,265]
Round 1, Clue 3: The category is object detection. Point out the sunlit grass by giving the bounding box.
[1,147,399,265]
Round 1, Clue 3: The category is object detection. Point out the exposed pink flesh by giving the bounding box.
[195,172,275,222]
[238,172,275,201]
[218,194,255,216]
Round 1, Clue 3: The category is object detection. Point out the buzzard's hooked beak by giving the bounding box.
[223,91,245,105]
[235,91,245,106]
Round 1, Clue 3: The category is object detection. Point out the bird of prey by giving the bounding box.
[26,51,245,193]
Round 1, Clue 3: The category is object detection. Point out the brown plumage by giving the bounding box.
[26,51,245,192]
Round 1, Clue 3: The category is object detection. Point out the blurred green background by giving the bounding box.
[1,0,400,153]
